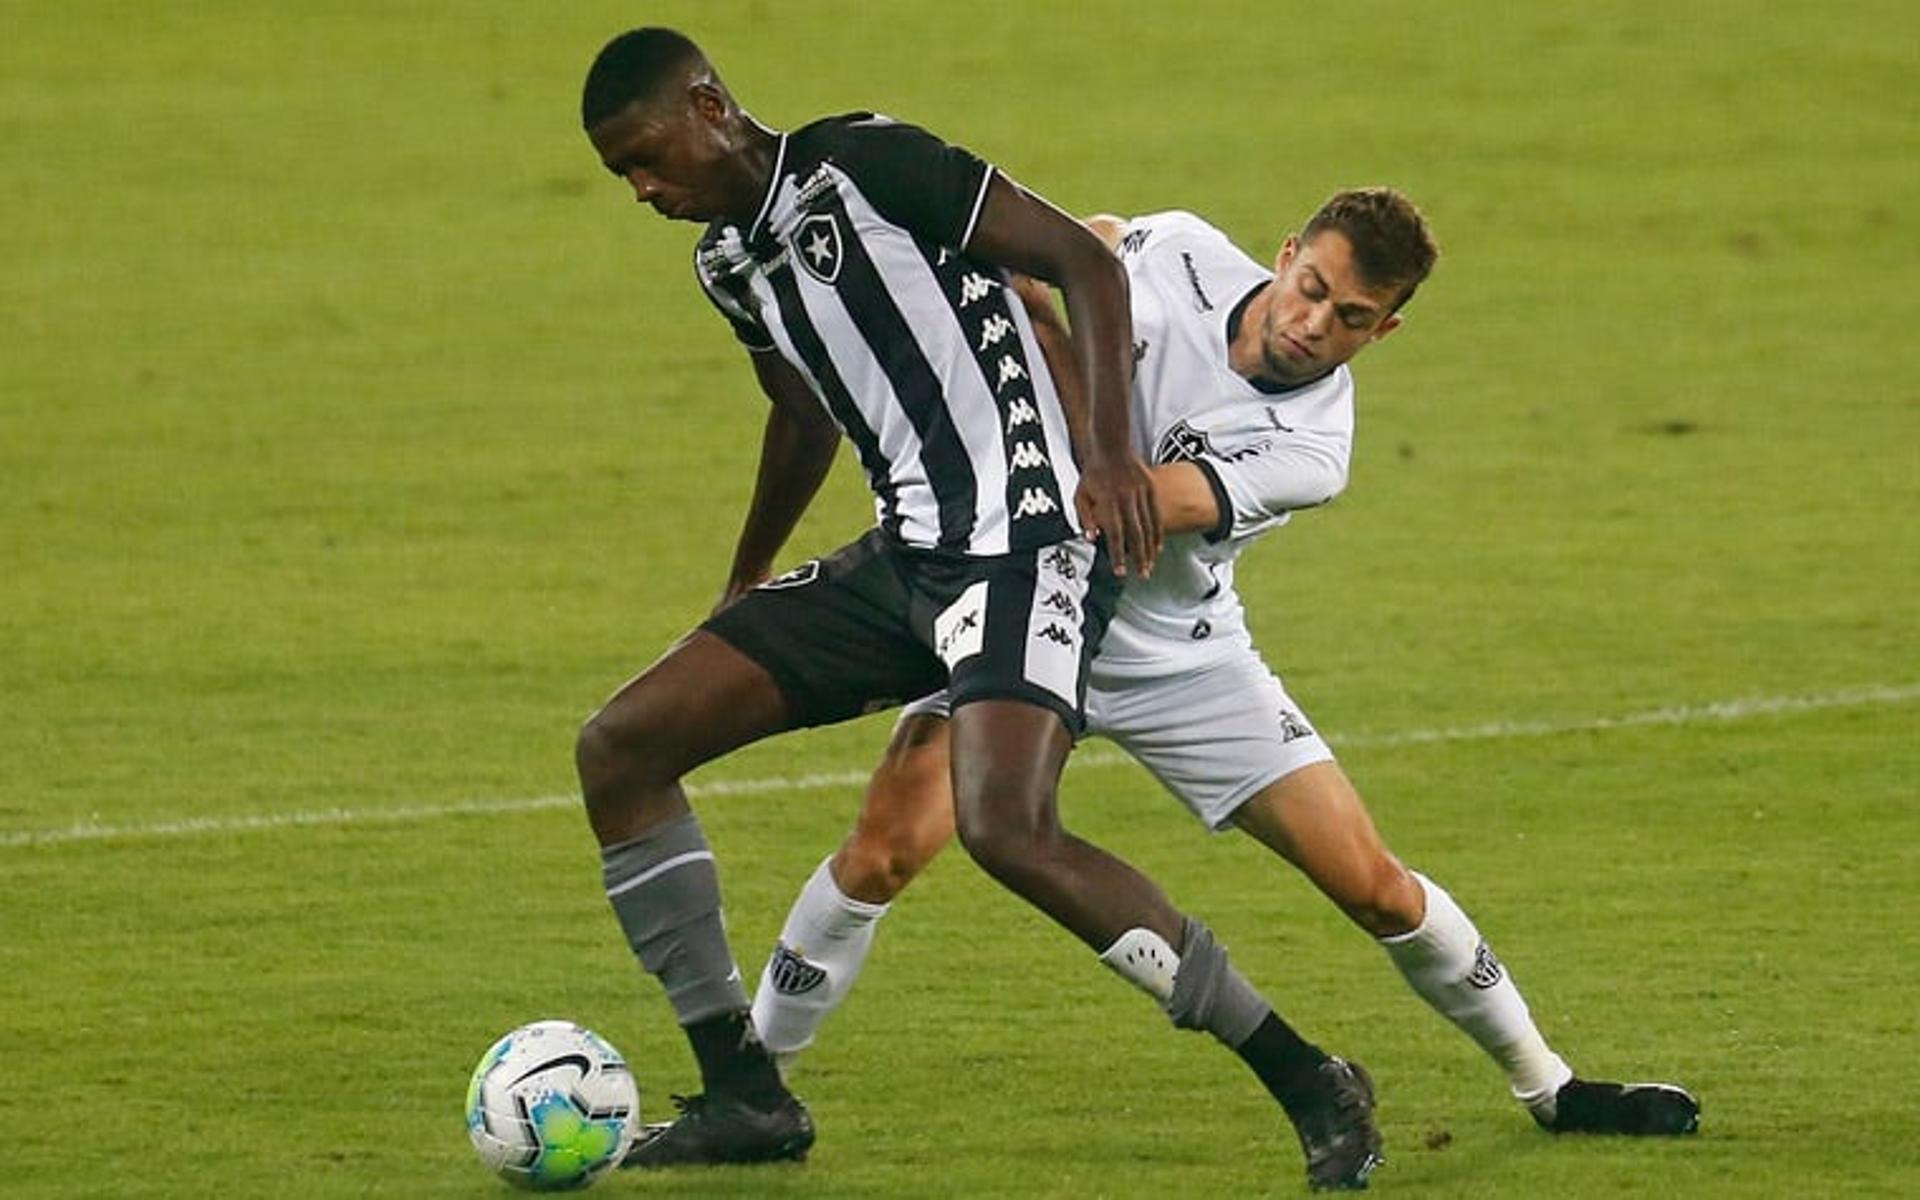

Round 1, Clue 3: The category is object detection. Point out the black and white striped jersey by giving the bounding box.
[693,113,1082,557]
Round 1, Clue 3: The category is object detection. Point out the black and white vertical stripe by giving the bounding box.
[694,115,1083,557]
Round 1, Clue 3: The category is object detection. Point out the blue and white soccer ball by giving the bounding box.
[465,1020,641,1191]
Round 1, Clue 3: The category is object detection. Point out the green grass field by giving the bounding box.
[4,1,1917,1195]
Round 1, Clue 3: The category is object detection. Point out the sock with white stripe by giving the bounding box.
[602,813,750,1024]
[603,813,784,1101]
[750,856,890,1060]
[1379,871,1573,1106]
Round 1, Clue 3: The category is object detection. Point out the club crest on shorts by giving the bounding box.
[759,560,821,590]
[793,212,843,285]
[1277,708,1314,743]
[767,943,828,996]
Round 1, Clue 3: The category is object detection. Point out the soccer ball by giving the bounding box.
[465,1020,641,1191]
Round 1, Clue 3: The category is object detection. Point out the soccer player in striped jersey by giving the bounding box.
[746,191,1701,1185]
[575,28,1379,1181]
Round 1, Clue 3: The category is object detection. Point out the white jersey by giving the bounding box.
[1094,211,1354,678]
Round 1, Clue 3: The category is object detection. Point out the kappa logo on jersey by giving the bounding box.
[1277,708,1314,743]
[793,212,843,285]
[1040,589,1078,619]
[1467,942,1506,990]
[1180,251,1214,312]
[978,313,1014,350]
[1036,623,1075,647]
[1190,619,1212,640]
[1007,397,1038,427]
[1118,226,1151,256]
[1015,488,1060,519]
[1009,440,1049,471]
[758,560,821,590]
[958,271,1000,306]
[994,354,1028,391]
[1043,545,1080,579]
[767,943,829,996]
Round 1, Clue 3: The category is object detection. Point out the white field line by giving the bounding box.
[5,682,1914,850]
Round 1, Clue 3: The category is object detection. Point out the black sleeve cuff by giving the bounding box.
[1194,458,1234,543]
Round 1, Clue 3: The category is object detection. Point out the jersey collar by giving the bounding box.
[744,132,790,244]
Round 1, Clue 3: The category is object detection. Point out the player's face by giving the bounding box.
[589,92,740,223]
[1257,231,1404,385]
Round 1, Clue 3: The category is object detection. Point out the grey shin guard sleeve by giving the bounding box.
[601,813,748,1025]
[1165,917,1270,1048]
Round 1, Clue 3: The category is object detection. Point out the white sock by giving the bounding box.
[1379,871,1574,1108]
[748,856,889,1061]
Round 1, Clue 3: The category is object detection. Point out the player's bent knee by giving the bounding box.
[953,806,1056,891]
[833,836,923,902]
[574,696,681,797]
[1342,855,1424,937]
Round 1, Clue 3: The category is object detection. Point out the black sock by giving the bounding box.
[1235,1012,1331,1114]
[686,1011,788,1108]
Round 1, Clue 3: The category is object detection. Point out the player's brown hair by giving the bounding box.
[1302,188,1439,312]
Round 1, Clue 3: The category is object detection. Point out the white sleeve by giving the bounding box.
[1198,420,1351,537]
[1196,423,1351,542]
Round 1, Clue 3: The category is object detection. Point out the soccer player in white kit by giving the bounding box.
[745,190,1700,1165]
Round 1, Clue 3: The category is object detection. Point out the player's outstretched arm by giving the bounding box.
[966,178,1160,577]
[716,349,841,612]
[1008,268,1225,539]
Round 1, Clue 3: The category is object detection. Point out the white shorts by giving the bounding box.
[897,644,1332,831]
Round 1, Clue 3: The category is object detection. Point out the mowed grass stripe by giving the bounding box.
[5,682,1912,849]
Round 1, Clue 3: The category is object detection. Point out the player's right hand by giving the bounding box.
[1075,450,1161,578]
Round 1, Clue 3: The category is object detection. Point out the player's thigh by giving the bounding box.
[1230,763,1420,934]
[1230,762,1391,889]
[584,628,790,772]
[946,698,1075,844]
[704,531,948,728]
[1091,651,1332,830]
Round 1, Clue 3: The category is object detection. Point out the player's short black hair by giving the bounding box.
[1302,187,1439,312]
[581,27,705,130]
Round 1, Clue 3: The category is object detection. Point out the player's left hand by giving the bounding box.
[1075,451,1160,577]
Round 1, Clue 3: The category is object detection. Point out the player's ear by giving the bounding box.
[1369,313,1403,342]
[1274,236,1300,275]
[689,78,730,122]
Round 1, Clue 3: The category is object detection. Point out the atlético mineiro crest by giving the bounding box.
[1467,941,1506,990]
[793,212,843,285]
[768,943,828,996]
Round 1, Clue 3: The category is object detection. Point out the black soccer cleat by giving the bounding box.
[1285,1057,1385,1192]
[621,1090,816,1168]
[1535,1078,1700,1136]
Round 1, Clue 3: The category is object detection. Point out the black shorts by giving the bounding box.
[703,529,1119,734]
